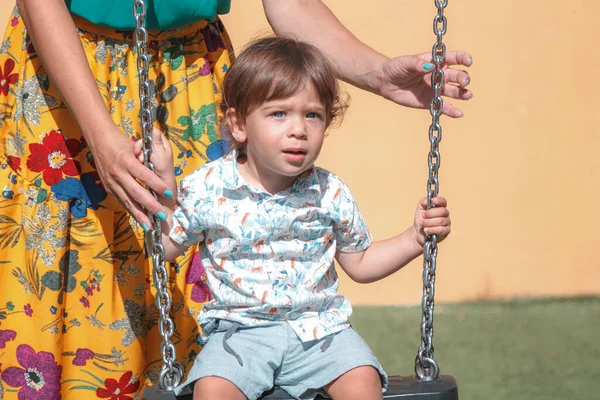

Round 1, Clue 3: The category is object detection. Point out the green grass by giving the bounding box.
[351,297,600,400]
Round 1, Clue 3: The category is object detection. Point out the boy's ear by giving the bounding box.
[225,108,247,144]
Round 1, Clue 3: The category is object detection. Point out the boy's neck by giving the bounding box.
[236,154,298,195]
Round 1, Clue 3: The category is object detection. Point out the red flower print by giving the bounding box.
[0,59,18,96]
[96,371,140,400]
[24,304,33,317]
[7,155,21,172]
[11,16,18,27]
[26,130,82,185]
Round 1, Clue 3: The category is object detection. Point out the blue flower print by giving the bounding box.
[51,173,107,218]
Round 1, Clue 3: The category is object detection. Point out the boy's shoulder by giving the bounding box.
[311,165,353,196]
[182,154,232,185]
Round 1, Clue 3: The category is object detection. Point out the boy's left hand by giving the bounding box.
[412,196,451,248]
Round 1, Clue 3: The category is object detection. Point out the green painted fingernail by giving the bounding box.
[157,211,167,221]
[465,78,470,86]
[423,63,435,71]
[163,189,173,198]
[141,223,149,232]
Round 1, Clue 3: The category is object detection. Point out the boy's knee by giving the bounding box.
[324,366,382,400]
[193,376,246,400]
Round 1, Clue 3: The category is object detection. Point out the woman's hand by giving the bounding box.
[378,51,473,118]
[262,1,473,118]
[90,126,173,229]
[411,196,451,248]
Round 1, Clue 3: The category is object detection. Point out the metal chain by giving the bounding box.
[133,0,183,390]
[415,0,447,382]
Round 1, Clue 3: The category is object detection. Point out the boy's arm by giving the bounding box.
[155,202,190,262]
[336,227,423,284]
[153,163,192,262]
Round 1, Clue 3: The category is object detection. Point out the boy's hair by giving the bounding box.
[220,36,349,152]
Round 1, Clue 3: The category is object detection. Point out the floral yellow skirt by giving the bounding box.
[0,7,232,399]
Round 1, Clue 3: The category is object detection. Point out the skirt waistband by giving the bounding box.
[71,13,214,42]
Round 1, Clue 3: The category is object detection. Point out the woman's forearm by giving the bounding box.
[17,0,115,149]
[262,0,389,94]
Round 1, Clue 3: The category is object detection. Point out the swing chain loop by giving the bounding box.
[134,0,183,390]
[415,0,447,382]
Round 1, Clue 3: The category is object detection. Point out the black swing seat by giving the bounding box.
[142,374,458,400]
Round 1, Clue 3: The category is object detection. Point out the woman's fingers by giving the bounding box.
[111,180,153,230]
[126,159,173,209]
[442,51,473,68]
[94,128,173,228]
[440,84,472,101]
[433,68,472,118]
[439,101,463,118]
[442,68,471,88]
[422,51,473,117]
[105,150,170,224]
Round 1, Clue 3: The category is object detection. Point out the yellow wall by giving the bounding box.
[2,1,599,305]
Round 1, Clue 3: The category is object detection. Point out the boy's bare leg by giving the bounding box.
[193,376,247,400]
[324,366,383,400]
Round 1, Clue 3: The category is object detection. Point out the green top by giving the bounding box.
[66,0,231,31]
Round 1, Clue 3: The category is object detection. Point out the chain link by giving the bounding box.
[415,0,448,382]
[133,0,183,390]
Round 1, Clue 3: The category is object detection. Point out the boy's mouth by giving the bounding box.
[282,148,308,163]
[282,148,307,155]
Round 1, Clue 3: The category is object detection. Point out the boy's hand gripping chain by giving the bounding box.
[134,0,184,390]
[414,0,448,382]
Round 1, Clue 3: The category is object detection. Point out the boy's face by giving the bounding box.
[231,83,327,191]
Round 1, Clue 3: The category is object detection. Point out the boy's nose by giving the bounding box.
[289,118,307,139]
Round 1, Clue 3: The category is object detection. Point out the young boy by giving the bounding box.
[136,36,451,400]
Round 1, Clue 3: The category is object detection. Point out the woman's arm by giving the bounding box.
[17,0,171,226]
[262,0,387,94]
[17,0,114,142]
[262,0,473,118]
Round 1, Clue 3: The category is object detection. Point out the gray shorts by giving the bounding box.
[175,320,388,399]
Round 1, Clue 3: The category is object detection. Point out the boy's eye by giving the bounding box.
[306,112,321,119]
[273,111,286,118]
